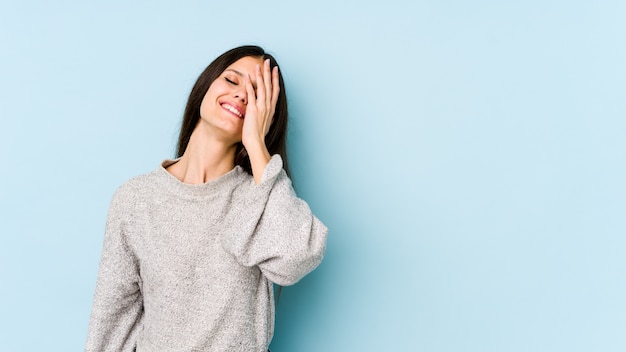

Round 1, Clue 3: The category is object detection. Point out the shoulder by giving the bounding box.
[109,169,162,209]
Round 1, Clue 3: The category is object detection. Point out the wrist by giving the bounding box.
[244,139,271,184]
[241,132,265,151]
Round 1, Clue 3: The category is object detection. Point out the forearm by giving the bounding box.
[244,138,271,184]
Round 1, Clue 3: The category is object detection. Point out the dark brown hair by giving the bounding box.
[175,45,290,176]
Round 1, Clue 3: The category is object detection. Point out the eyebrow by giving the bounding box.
[225,69,244,77]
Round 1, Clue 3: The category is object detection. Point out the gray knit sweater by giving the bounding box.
[86,155,327,352]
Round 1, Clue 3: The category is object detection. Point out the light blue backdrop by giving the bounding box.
[1,1,625,351]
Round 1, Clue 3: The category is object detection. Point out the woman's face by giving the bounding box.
[199,56,264,143]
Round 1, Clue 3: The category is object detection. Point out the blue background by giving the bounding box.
[1,1,625,351]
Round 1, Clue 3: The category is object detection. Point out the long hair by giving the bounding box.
[175,45,290,177]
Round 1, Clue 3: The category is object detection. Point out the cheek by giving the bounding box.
[199,86,219,118]
[199,95,211,119]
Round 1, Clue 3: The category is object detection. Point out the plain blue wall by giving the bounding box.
[1,1,625,351]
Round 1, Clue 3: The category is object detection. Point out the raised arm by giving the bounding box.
[220,155,328,286]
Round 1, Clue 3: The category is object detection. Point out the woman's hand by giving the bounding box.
[243,59,280,183]
[242,59,279,148]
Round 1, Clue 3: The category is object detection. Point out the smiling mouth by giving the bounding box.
[221,103,244,119]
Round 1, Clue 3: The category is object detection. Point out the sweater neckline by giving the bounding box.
[156,159,248,199]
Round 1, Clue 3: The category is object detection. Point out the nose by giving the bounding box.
[233,88,247,105]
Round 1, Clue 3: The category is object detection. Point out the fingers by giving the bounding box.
[270,66,280,116]
[253,59,278,108]
[246,59,279,132]
[245,73,256,108]
[254,63,265,109]
[263,60,272,109]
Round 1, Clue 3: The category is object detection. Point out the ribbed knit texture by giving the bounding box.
[86,155,327,352]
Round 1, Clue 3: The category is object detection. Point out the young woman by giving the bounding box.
[86,45,328,352]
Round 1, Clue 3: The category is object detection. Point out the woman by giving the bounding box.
[86,45,328,352]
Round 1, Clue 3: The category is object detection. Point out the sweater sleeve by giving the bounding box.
[85,187,143,352]
[220,155,328,286]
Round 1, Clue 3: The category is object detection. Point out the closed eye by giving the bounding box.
[225,77,237,85]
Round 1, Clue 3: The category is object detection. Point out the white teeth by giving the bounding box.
[222,104,242,117]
